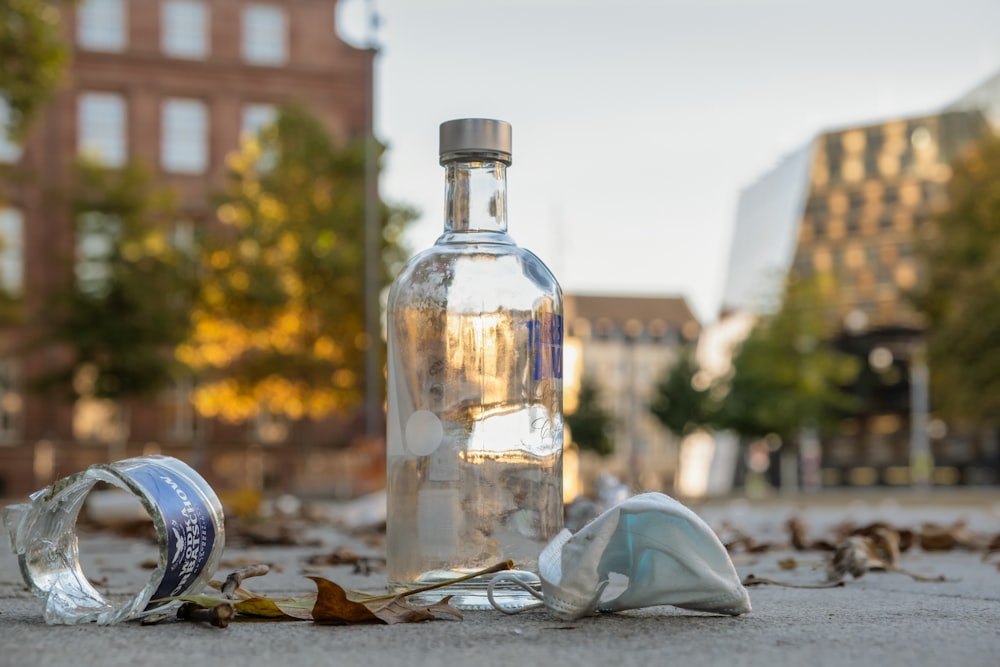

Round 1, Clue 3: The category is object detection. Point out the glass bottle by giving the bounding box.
[386,118,563,610]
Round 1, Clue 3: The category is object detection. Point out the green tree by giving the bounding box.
[0,0,69,141]
[912,133,1000,419]
[180,104,415,422]
[714,277,859,442]
[565,375,616,457]
[31,159,193,400]
[650,345,712,438]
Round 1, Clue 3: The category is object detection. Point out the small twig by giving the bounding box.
[177,602,235,628]
[742,573,846,589]
[221,564,271,599]
[885,566,948,583]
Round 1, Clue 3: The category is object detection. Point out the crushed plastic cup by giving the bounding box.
[3,455,225,624]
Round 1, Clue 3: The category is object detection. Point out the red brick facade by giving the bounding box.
[0,0,378,499]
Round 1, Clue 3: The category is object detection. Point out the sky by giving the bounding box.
[336,0,1000,324]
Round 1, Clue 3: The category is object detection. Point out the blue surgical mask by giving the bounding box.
[490,492,751,620]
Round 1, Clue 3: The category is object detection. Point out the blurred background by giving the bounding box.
[1,0,999,506]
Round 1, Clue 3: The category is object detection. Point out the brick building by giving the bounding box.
[563,293,701,493]
[0,0,377,498]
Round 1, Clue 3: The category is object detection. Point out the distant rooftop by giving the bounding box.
[565,293,701,340]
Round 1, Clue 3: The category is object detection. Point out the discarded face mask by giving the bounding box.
[488,492,751,620]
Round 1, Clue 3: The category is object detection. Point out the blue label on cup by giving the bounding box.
[121,462,217,608]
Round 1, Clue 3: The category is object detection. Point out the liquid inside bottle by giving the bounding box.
[386,118,563,610]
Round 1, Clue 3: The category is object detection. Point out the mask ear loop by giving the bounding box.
[487,573,546,614]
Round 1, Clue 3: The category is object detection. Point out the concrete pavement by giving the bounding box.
[2,489,998,667]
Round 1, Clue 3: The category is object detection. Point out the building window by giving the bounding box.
[163,0,208,59]
[0,361,23,442]
[162,98,207,174]
[0,98,21,163]
[253,409,289,444]
[78,92,126,167]
[163,377,204,443]
[73,364,127,444]
[241,103,278,140]
[77,0,126,52]
[242,4,287,64]
[0,209,24,296]
[76,212,120,296]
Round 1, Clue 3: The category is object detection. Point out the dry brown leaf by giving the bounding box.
[369,596,463,625]
[919,522,960,551]
[827,533,945,583]
[309,576,382,624]
[923,521,991,551]
[827,535,883,581]
[305,546,386,575]
[786,517,837,552]
[308,576,462,625]
[867,527,901,569]
[777,557,799,570]
[235,595,315,620]
[852,522,914,553]
[787,517,809,551]
[161,560,510,625]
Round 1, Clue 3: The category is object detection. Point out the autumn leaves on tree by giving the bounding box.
[179,106,414,423]
[32,105,415,425]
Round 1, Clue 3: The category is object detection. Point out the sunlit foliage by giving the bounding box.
[182,105,415,422]
[912,133,1000,419]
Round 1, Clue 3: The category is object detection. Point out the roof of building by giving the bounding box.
[565,293,700,335]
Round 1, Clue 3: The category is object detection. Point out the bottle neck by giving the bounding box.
[443,159,508,236]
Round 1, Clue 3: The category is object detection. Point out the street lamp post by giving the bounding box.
[363,0,381,439]
[909,342,932,489]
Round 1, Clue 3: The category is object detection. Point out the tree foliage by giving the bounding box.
[714,277,859,442]
[33,159,192,399]
[912,133,1000,419]
[565,375,616,457]
[0,0,69,141]
[179,104,415,422]
[649,345,711,437]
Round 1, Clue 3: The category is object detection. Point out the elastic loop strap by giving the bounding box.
[487,573,546,614]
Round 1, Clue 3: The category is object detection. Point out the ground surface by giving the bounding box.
[2,488,998,667]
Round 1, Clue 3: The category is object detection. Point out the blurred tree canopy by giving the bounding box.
[912,133,1000,420]
[179,104,415,422]
[649,345,711,438]
[0,0,69,141]
[565,374,616,457]
[32,159,193,399]
[713,277,859,443]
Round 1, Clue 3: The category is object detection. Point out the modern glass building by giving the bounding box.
[721,73,1000,487]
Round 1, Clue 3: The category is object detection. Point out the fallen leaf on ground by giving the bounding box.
[152,560,511,626]
[827,531,946,583]
[305,546,386,574]
[920,521,990,551]
[309,576,463,625]
[786,517,836,552]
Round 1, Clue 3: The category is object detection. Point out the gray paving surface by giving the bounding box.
[2,489,999,667]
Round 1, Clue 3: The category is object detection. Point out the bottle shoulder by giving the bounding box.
[389,241,561,308]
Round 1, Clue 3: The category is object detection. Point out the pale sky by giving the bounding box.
[337,0,1000,324]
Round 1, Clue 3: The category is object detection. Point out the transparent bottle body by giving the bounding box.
[386,161,563,610]
[3,455,225,624]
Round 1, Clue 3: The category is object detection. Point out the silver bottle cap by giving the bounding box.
[439,118,512,165]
